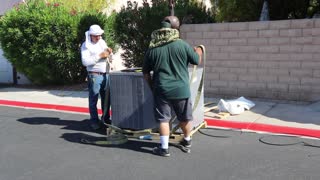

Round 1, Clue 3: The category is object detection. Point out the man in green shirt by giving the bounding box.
[143,16,203,157]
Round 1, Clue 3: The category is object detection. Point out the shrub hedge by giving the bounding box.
[0,0,114,85]
[114,0,214,68]
[0,0,213,84]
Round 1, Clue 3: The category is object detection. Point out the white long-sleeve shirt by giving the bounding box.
[81,39,108,73]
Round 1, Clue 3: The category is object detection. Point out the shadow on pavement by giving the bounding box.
[17,117,106,135]
[16,116,158,154]
[61,133,157,154]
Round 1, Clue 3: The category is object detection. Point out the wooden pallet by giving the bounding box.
[106,121,208,143]
[204,102,230,119]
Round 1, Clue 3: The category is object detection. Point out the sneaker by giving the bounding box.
[103,119,112,125]
[152,146,170,157]
[179,139,192,153]
[180,138,192,148]
[90,122,101,130]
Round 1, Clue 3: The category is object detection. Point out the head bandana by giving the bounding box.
[84,25,105,51]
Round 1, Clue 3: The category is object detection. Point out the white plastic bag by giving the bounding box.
[217,96,255,115]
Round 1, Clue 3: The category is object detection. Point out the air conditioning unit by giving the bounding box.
[110,68,204,131]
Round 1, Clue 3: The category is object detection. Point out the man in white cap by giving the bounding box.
[81,24,113,130]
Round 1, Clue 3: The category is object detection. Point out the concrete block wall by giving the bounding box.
[180,19,320,102]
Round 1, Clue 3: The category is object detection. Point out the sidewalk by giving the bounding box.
[0,87,320,138]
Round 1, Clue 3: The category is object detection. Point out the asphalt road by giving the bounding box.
[1,106,320,180]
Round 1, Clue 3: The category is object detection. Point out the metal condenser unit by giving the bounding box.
[110,68,204,131]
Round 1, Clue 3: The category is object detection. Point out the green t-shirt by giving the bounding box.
[143,39,199,99]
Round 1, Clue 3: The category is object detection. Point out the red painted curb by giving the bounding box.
[0,99,102,114]
[1,99,319,138]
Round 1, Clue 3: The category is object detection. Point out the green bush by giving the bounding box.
[213,0,263,22]
[114,0,214,68]
[0,0,113,85]
[46,0,113,12]
[212,0,320,22]
[268,0,312,20]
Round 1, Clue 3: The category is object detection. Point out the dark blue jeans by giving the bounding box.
[87,73,110,124]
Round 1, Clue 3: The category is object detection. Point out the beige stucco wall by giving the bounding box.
[180,19,320,102]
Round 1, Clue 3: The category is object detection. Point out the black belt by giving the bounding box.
[88,71,106,75]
